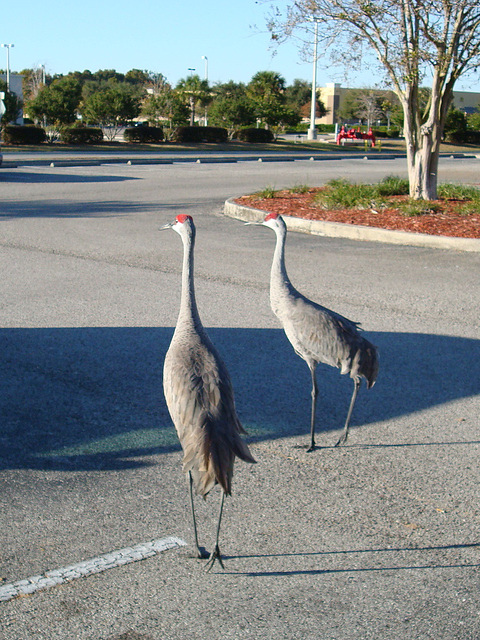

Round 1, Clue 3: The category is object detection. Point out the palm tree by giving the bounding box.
[175,74,211,126]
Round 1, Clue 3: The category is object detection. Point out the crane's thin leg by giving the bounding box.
[307,364,318,452]
[188,472,208,559]
[205,490,226,572]
[335,379,360,447]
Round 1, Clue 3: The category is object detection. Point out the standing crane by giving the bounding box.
[248,213,378,451]
[161,214,256,571]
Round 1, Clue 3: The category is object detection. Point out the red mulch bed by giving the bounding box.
[235,188,480,239]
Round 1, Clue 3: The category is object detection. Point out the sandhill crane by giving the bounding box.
[161,214,256,571]
[248,213,378,451]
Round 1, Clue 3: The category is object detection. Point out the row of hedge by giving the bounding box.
[1,124,104,145]
[371,128,401,138]
[0,123,414,145]
[444,129,480,144]
[61,127,103,144]
[170,126,228,143]
[2,125,47,144]
[124,126,164,143]
[1,124,230,145]
[234,128,274,143]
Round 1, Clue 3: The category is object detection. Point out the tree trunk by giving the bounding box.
[405,129,440,200]
[189,96,195,126]
[401,79,451,201]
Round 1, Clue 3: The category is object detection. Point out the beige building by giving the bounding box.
[316,82,480,125]
[0,72,24,124]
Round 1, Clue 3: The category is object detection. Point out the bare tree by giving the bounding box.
[22,66,46,101]
[266,0,480,199]
[356,90,384,128]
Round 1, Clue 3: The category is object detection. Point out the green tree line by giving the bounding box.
[17,68,328,139]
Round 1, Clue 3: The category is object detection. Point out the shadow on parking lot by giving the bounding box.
[0,327,479,472]
[0,170,140,184]
[0,199,161,219]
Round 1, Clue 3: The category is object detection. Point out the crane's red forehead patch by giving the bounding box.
[265,213,279,221]
[176,214,193,224]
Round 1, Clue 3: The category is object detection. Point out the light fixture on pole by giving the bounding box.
[201,56,208,81]
[201,56,208,126]
[307,21,319,140]
[1,44,14,91]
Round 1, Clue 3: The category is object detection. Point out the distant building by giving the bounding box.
[0,72,24,124]
[316,82,480,125]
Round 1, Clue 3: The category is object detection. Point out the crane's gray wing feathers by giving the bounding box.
[279,294,378,386]
[163,334,255,498]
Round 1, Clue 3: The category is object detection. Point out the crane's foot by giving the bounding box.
[334,434,348,447]
[205,544,225,572]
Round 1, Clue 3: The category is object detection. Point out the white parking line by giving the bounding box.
[0,536,187,602]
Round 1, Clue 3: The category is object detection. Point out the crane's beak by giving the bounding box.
[160,220,174,230]
[244,220,263,226]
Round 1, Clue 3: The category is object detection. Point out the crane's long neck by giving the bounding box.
[178,229,202,330]
[270,225,292,298]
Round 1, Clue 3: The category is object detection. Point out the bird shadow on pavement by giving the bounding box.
[0,327,479,471]
[217,543,480,577]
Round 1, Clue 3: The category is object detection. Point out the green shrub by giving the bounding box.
[2,125,46,145]
[289,184,310,194]
[466,130,480,144]
[172,126,228,143]
[443,108,468,143]
[437,183,480,201]
[371,127,401,138]
[285,124,336,134]
[314,178,382,210]
[60,126,103,144]
[376,175,410,196]
[255,186,278,199]
[235,128,274,143]
[399,200,442,216]
[124,126,164,143]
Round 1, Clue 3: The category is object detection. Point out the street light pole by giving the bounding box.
[201,56,208,126]
[307,21,319,140]
[1,44,14,91]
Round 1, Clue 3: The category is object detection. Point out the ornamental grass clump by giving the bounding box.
[255,186,278,199]
[314,179,386,210]
[398,200,443,217]
[437,183,480,202]
[376,175,410,196]
[289,183,310,194]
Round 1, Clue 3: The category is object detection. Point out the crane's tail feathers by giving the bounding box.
[364,345,379,389]
[233,438,256,464]
[352,343,379,389]
[184,416,255,498]
[209,432,256,496]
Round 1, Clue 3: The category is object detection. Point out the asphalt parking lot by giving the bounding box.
[0,158,479,639]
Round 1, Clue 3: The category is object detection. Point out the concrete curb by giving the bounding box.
[2,150,477,170]
[224,198,480,253]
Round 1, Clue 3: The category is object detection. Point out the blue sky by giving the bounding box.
[2,0,479,91]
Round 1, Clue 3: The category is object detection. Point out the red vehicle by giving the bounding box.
[337,125,376,147]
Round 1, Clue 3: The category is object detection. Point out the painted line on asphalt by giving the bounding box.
[0,536,187,603]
